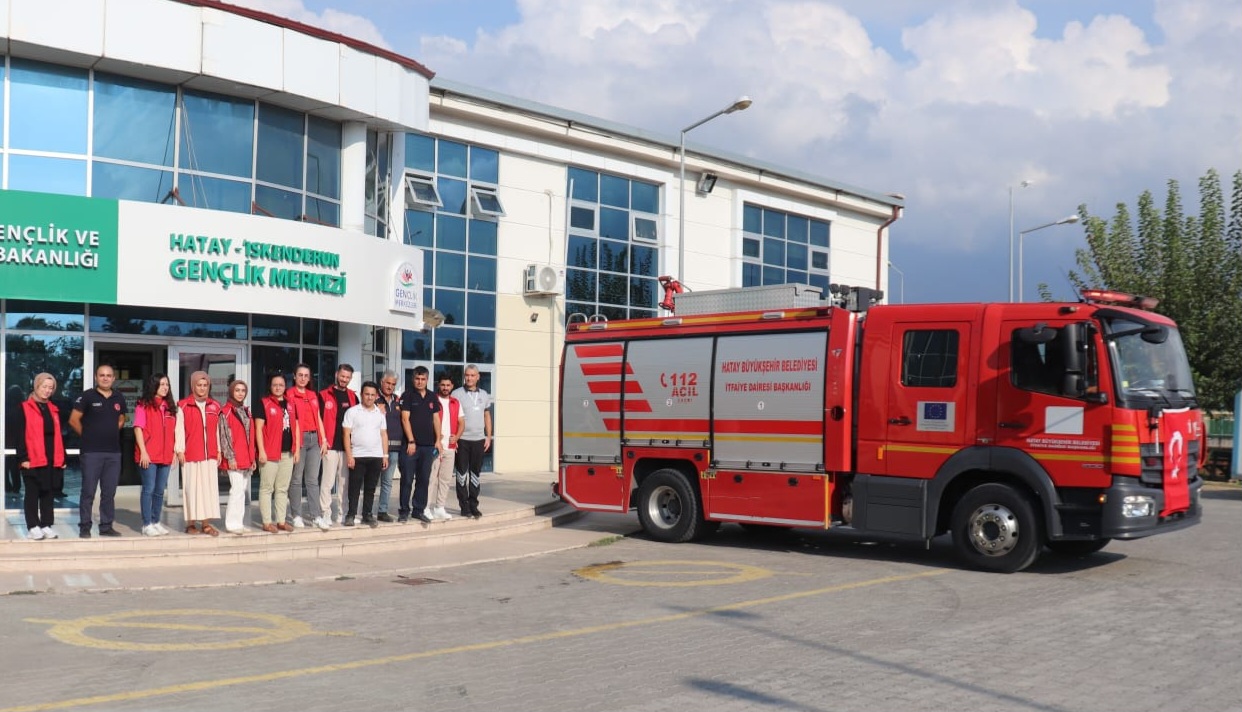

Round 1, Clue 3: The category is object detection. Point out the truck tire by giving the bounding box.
[950,483,1042,573]
[637,469,708,543]
[1046,538,1111,557]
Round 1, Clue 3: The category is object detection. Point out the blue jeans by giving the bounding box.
[378,451,399,514]
[140,463,171,527]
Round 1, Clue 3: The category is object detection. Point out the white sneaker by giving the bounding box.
[154,522,171,536]
[142,524,160,537]
[291,516,306,529]
[433,506,452,521]
[315,516,331,531]
[28,527,44,541]
[41,526,59,539]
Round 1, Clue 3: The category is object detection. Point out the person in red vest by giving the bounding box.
[318,364,358,529]
[429,373,465,520]
[15,373,65,541]
[134,373,177,537]
[255,373,301,534]
[219,379,258,535]
[175,370,222,536]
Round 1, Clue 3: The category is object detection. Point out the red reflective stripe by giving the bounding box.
[581,362,633,376]
[715,419,822,435]
[603,418,622,431]
[595,399,653,413]
[574,344,624,358]
[587,381,643,394]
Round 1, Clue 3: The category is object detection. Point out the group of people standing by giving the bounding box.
[11,361,493,540]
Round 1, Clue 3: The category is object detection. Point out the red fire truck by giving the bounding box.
[557,285,1204,572]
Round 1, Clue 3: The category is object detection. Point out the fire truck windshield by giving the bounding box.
[1103,316,1196,405]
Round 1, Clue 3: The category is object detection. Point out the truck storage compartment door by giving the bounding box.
[710,331,828,521]
[823,309,857,472]
[622,337,712,447]
[560,341,628,510]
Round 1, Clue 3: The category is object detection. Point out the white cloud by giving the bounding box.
[221,0,391,49]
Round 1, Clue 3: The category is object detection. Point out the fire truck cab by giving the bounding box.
[557,286,1204,573]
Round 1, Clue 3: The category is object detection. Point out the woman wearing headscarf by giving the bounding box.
[174,370,222,536]
[15,373,65,540]
[219,379,257,534]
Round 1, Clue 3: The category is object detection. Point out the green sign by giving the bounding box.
[0,190,119,303]
[166,234,347,296]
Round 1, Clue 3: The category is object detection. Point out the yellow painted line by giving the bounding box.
[574,560,774,587]
[1112,435,1139,442]
[563,432,615,439]
[4,569,947,712]
[1109,458,1141,465]
[625,432,708,440]
[1111,446,1140,453]
[25,610,342,652]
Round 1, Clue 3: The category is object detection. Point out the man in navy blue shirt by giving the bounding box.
[398,366,440,524]
[69,363,128,538]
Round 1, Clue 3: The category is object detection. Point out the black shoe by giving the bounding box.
[79,530,92,539]
[471,509,483,519]
[415,512,433,524]
[99,528,122,537]
[343,516,356,527]
[377,512,394,523]
[366,518,379,529]
[397,515,409,524]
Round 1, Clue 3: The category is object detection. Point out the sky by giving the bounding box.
[235,0,1241,303]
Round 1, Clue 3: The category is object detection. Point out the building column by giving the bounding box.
[336,121,369,386]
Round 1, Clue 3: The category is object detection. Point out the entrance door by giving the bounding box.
[166,345,246,505]
[94,343,167,487]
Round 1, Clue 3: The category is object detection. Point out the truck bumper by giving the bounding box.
[1100,475,1203,540]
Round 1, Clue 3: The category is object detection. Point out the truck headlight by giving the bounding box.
[1121,495,1155,518]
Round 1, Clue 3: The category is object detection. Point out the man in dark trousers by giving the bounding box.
[398,366,439,524]
[69,363,127,538]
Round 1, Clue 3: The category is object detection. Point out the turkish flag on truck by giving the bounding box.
[1159,408,1194,515]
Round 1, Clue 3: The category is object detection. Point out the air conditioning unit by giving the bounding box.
[523,263,564,296]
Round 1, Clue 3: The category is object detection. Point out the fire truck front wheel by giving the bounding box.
[637,469,711,543]
[950,483,1042,573]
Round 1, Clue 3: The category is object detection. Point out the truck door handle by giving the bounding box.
[888,416,911,426]
[999,421,1025,429]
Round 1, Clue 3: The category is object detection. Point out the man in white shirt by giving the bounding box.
[451,364,492,518]
[341,381,388,528]
[429,373,464,520]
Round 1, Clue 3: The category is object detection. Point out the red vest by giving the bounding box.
[319,386,358,448]
[134,400,176,465]
[178,397,221,462]
[22,399,65,468]
[438,395,463,450]
[258,395,296,459]
[221,404,257,470]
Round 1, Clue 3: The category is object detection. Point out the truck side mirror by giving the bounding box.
[1060,322,1087,397]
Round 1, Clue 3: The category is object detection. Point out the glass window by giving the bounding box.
[810,220,830,247]
[743,204,762,233]
[254,184,302,221]
[763,209,786,238]
[179,90,255,178]
[301,318,339,347]
[405,209,434,248]
[404,174,442,209]
[438,141,468,178]
[469,146,499,184]
[435,252,466,289]
[466,292,496,328]
[631,245,657,277]
[742,262,761,287]
[93,72,176,166]
[566,269,597,302]
[466,329,495,364]
[743,203,830,288]
[257,103,304,189]
[902,330,960,388]
[8,59,88,153]
[305,197,339,227]
[405,133,436,173]
[600,174,629,208]
[787,215,809,243]
[812,251,829,270]
[402,331,431,360]
[438,177,468,215]
[470,186,505,217]
[633,216,658,242]
[305,116,341,198]
[468,220,497,255]
[467,255,497,292]
[3,301,84,331]
[570,206,596,232]
[91,162,173,203]
[434,326,464,361]
[434,289,465,325]
[8,155,86,195]
[742,237,760,258]
[252,314,299,343]
[598,273,628,305]
[568,167,598,202]
[436,215,466,252]
[90,305,247,339]
[251,345,299,386]
[630,277,656,308]
[631,182,658,214]
[787,243,808,271]
[568,236,597,270]
[600,208,628,240]
[599,240,628,273]
[178,174,252,213]
[5,332,84,412]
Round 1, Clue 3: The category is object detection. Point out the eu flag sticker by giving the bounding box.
[917,401,956,432]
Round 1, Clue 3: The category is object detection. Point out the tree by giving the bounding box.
[1067,168,1242,411]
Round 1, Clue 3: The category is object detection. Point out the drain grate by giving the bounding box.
[393,577,447,586]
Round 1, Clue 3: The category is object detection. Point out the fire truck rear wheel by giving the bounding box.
[637,469,709,543]
[950,483,1042,573]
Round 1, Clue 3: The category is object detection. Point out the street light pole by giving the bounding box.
[887,260,905,304]
[1018,214,1079,302]
[1008,180,1031,301]
[678,96,752,283]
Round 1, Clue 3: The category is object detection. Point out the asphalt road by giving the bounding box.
[3,487,1240,712]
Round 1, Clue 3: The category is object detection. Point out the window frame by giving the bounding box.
[404,172,443,209]
[469,185,505,218]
